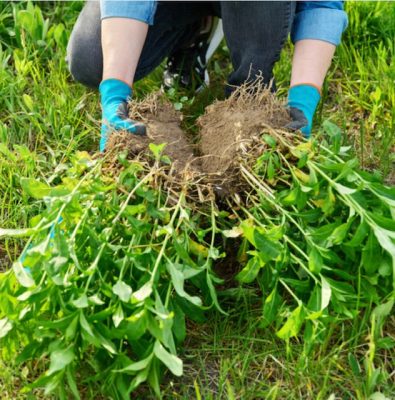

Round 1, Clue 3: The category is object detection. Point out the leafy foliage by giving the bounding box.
[231,123,394,344]
[1,124,394,398]
[0,150,223,398]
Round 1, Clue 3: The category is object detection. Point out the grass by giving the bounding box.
[0,1,394,399]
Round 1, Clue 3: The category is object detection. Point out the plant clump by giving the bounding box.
[0,81,394,399]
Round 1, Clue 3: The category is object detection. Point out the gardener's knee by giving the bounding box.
[66,40,102,89]
[66,1,102,89]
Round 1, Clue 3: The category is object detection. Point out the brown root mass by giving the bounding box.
[197,80,291,191]
[107,93,197,173]
[105,81,293,196]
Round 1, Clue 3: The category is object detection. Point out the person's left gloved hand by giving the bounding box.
[99,78,146,152]
[285,84,321,138]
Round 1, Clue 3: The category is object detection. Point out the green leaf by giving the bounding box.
[362,232,380,275]
[66,367,81,400]
[16,341,42,364]
[65,315,79,341]
[0,318,13,338]
[20,177,51,199]
[378,257,392,277]
[176,297,206,323]
[128,368,149,393]
[308,247,323,274]
[112,280,133,303]
[206,271,227,315]
[125,310,148,341]
[320,275,332,310]
[334,183,356,195]
[171,300,186,342]
[345,220,369,247]
[79,312,96,339]
[240,219,256,245]
[262,134,277,148]
[322,120,343,154]
[88,294,105,305]
[276,305,305,340]
[329,221,352,246]
[267,157,275,180]
[370,183,395,208]
[46,347,74,376]
[166,262,202,306]
[116,354,153,373]
[148,358,162,397]
[261,287,282,328]
[372,300,393,320]
[72,294,88,309]
[131,282,152,303]
[22,94,34,111]
[282,187,299,206]
[309,222,341,243]
[113,303,124,328]
[368,212,395,232]
[348,353,361,377]
[13,261,35,287]
[372,228,395,280]
[236,257,263,283]
[149,143,166,160]
[153,341,183,376]
[376,337,395,350]
[320,186,336,215]
[254,231,281,262]
[173,239,198,268]
[124,204,147,216]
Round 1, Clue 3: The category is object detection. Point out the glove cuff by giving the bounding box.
[99,79,133,106]
[290,83,322,95]
[288,84,321,109]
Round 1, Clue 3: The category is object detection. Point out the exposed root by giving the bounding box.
[103,80,298,200]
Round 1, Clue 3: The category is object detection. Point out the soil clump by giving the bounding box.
[106,82,292,196]
[106,93,197,175]
[197,81,290,192]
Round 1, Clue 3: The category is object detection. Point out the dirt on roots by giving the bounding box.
[106,80,293,196]
[106,92,197,172]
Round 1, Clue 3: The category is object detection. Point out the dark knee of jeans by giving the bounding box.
[66,44,101,89]
[67,57,101,89]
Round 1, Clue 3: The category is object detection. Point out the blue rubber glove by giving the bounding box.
[99,78,146,152]
[286,84,321,138]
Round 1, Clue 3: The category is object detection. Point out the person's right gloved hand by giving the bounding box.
[285,84,321,138]
[99,78,146,152]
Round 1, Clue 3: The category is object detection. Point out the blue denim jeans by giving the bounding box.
[67,1,295,94]
[99,1,347,46]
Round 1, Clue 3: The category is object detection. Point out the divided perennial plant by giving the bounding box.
[0,120,393,398]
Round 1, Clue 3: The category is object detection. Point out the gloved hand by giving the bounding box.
[285,84,321,138]
[99,78,146,152]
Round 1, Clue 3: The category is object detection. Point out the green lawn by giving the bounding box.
[0,1,394,399]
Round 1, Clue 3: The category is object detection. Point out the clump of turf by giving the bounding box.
[107,92,197,174]
[196,79,293,193]
[197,79,289,177]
